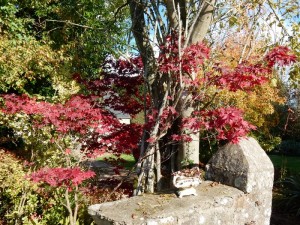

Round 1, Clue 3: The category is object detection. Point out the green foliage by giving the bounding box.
[0,3,32,38]
[0,36,71,97]
[16,0,130,78]
[0,112,64,167]
[180,158,195,168]
[0,149,94,224]
[0,2,79,100]
[0,149,40,224]
[0,0,130,99]
[276,174,300,216]
[254,133,282,152]
[0,150,26,194]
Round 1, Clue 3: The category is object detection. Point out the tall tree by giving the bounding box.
[0,0,130,98]
[127,0,298,194]
[129,0,215,187]
[16,0,130,77]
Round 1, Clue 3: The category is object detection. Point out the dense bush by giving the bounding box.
[0,149,97,224]
[275,174,300,217]
[0,149,39,224]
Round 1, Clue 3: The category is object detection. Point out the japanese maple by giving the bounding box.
[29,167,95,225]
[211,64,270,92]
[265,46,297,67]
[0,34,297,194]
[196,107,256,143]
[30,167,95,189]
[1,93,142,157]
[73,56,146,116]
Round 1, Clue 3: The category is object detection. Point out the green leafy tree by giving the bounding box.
[0,2,76,100]
[0,0,130,97]
[16,0,131,78]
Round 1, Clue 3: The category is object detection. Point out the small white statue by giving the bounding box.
[172,167,202,198]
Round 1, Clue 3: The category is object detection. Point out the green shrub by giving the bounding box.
[276,174,300,216]
[0,149,94,225]
[0,149,40,224]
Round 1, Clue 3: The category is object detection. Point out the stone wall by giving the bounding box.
[89,137,274,225]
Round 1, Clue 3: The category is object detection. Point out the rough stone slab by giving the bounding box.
[89,181,268,225]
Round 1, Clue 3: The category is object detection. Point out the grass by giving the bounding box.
[268,155,300,174]
[97,153,300,174]
[97,153,136,169]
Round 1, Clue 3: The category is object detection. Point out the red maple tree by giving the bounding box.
[0,36,296,193]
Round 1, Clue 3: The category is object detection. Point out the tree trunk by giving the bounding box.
[129,0,216,193]
[177,106,200,168]
[176,0,215,169]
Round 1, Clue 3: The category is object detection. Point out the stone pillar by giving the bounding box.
[206,137,274,225]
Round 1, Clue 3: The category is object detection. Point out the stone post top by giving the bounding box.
[205,137,274,193]
[208,137,273,172]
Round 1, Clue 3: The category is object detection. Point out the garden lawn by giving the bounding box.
[268,155,300,174]
[97,153,136,169]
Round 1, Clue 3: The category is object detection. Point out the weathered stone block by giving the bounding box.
[205,137,274,194]
[88,182,250,225]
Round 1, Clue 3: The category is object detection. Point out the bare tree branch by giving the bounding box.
[45,19,100,30]
[114,1,130,22]
[150,0,167,43]
[266,0,292,38]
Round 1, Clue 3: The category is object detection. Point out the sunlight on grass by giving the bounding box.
[97,153,136,169]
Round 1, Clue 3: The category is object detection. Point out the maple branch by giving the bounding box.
[155,141,162,191]
[283,108,294,135]
[150,0,166,42]
[173,0,187,29]
[164,0,177,29]
[200,91,218,110]
[185,1,204,46]
[16,191,27,219]
[171,144,176,172]
[135,87,169,194]
[176,2,183,87]
[129,0,154,66]
[64,188,75,225]
[73,186,79,225]
[238,3,262,63]
[53,137,72,167]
